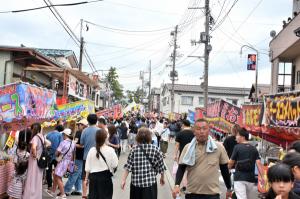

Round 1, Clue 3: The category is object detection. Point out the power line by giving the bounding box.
[84,20,173,33]
[211,0,239,32]
[0,0,103,13]
[43,0,98,75]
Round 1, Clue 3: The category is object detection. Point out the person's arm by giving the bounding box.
[228,145,238,169]
[220,164,231,190]
[160,172,165,185]
[174,142,180,161]
[121,169,129,190]
[172,164,187,198]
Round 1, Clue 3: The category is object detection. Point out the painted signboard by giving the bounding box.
[68,74,88,100]
[96,104,123,119]
[242,104,262,132]
[263,92,300,127]
[0,82,56,123]
[55,100,95,120]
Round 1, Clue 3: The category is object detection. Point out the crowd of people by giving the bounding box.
[5,113,183,199]
[6,111,300,199]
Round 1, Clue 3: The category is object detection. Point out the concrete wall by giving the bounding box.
[0,51,12,86]
[270,15,300,61]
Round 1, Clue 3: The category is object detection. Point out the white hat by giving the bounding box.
[62,128,72,136]
[76,119,88,126]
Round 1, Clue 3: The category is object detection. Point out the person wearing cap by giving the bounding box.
[64,119,88,196]
[50,128,76,199]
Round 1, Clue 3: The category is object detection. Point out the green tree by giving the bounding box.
[125,87,146,103]
[106,67,123,100]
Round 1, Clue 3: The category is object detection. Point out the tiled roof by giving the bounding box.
[35,48,76,68]
[165,83,251,96]
[35,48,74,57]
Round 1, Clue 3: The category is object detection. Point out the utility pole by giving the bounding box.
[148,60,152,112]
[79,19,84,71]
[140,70,144,103]
[190,0,211,113]
[203,0,210,112]
[170,25,178,114]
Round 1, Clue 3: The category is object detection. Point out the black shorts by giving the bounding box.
[82,160,86,180]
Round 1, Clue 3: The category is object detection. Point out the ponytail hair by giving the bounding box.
[95,129,107,159]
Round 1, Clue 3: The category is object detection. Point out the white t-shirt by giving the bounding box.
[85,145,118,174]
[160,128,170,142]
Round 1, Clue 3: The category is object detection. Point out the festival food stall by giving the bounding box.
[0,82,56,197]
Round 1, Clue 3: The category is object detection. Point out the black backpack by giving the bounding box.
[36,135,50,169]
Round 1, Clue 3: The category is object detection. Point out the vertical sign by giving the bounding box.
[247,54,257,70]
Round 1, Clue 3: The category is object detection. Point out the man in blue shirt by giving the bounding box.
[46,124,64,191]
[80,114,99,198]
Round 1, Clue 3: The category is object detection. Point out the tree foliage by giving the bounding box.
[125,87,146,103]
[106,67,123,100]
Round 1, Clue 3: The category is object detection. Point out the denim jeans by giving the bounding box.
[64,159,83,193]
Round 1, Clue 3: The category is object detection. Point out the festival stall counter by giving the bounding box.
[0,82,56,197]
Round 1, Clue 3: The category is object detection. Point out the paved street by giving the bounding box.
[43,147,173,199]
[42,141,234,199]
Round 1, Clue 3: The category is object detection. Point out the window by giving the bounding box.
[181,96,193,105]
[297,71,300,84]
[199,97,204,105]
[278,62,291,92]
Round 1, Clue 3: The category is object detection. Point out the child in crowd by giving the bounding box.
[265,163,300,199]
[7,129,31,199]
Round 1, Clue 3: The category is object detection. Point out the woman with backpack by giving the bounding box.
[23,123,47,199]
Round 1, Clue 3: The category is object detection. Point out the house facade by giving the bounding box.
[160,84,251,114]
[0,45,108,109]
[269,0,300,93]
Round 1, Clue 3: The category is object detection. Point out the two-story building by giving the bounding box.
[160,83,251,114]
[269,0,300,93]
[0,45,103,106]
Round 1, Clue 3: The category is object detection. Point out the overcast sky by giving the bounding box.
[0,0,292,91]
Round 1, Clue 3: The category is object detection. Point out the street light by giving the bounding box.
[240,45,259,102]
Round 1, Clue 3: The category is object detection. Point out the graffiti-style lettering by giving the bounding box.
[11,93,23,116]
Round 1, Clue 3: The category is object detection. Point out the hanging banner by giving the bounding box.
[242,104,263,132]
[247,54,257,70]
[187,110,195,125]
[55,100,95,120]
[0,82,56,123]
[219,100,241,124]
[263,92,300,127]
[206,100,241,134]
[68,74,88,100]
[96,104,123,119]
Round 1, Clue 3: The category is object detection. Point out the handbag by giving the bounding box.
[56,141,72,162]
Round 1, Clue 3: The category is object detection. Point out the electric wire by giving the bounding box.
[0,0,103,13]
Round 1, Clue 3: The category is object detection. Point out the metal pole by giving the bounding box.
[240,45,259,102]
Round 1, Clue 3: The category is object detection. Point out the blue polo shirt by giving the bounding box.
[46,131,63,161]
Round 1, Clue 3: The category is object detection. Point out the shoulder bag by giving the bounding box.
[56,141,72,162]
